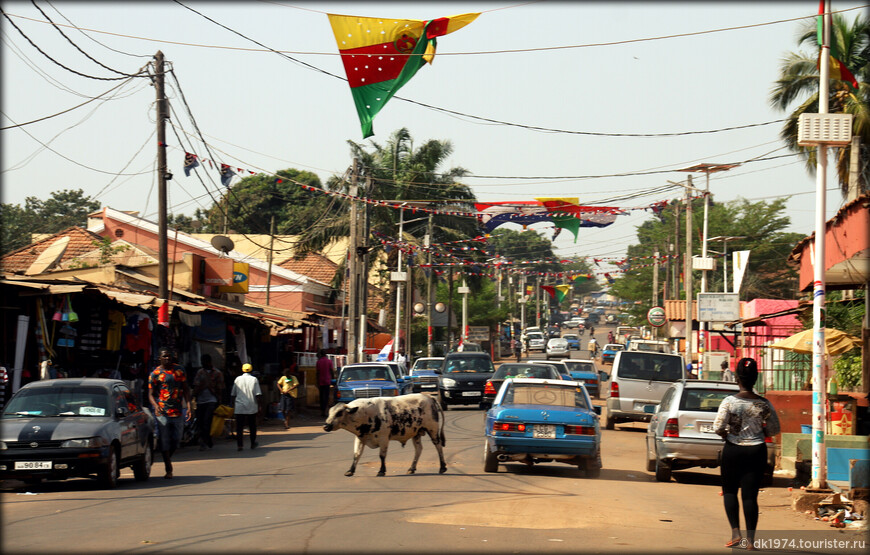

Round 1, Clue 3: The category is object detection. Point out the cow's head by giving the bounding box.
[323,403,359,432]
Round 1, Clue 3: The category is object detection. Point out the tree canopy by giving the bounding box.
[1,189,99,255]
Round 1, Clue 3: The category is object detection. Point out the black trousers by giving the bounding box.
[235,413,257,448]
[196,401,217,448]
[720,441,767,533]
[318,385,331,415]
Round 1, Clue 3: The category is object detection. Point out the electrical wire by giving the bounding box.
[44,0,151,58]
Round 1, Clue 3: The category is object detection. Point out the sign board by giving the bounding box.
[467,326,490,342]
[390,271,407,282]
[217,262,250,293]
[692,256,716,271]
[697,293,739,322]
[647,306,667,327]
[203,258,234,285]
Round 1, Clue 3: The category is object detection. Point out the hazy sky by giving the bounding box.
[2,1,863,276]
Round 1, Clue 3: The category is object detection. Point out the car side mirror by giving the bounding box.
[434,369,442,374]
[593,406,602,415]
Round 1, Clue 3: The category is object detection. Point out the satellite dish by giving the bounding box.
[210,235,235,254]
[26,236,70,275]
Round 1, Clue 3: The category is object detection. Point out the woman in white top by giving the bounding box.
[713,357,780,550]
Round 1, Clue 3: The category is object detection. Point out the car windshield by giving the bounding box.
[563,335,579,341]
[503,383,589,409]
[412,359,442,371]
[494,364,558,380]
[617,352,683,382]
[527,333,543,340]
[679,388,733,412]
[564,361,593,373]
[339,366,395,382]
[604,344,624,351]
[3,386,110,418]
[445,357,494,373]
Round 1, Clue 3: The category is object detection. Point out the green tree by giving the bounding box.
[770,13,869,196]
[0,189,99,255]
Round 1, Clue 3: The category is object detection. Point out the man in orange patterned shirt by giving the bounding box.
[148,348,192,479]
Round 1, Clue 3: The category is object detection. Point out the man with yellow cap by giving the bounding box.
[231,362,262,451]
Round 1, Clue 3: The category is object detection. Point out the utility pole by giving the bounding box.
[357,175,370,362]
[265,216,275,305]
[652,250,659,306]
[684,176,694,376]
[447,267,454,351]
[393,206,405,357]
[535,275,541,327]
[426,213,434,357]
[520,274,527,332]
[155,51,169,303]
[347,159,359,364]
[405,256,414,359]
[459,275,469,345]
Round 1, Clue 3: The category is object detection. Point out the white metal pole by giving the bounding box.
[811,1,831,490]
[461,277,469,344]
[699,173,710,378]
[520,274,527,332]
[394,207,404,357]
[723,240,729,293]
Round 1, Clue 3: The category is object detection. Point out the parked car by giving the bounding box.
[438,352,496,410]
[563,359,609,398]
[481,362,563,409]
[600,343,625,364]
[385,361,410,380]
[0,378,155,488]
[604,351,686,430]
[562,333,581,351]
[526,332,546,353]
[645,380,776,483]
[484,378,602,477]
[627,340,672,354]
[333,363,409,403]
[546,337,570,359]
[409,357,444,393]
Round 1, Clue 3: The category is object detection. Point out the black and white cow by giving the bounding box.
[323,393,447,477]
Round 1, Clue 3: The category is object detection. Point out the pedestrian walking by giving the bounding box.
[231,363,263,451]
[721,360,735,382]
[316,349,334,417]
[277,363,299,429]
[607,331,615,344]
[193,354,224,451]
[148,348,192,479]
[587,337,598,359]
[713,357,780,550]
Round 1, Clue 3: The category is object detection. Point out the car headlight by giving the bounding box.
[61,437,107,448]
[441,378,457,387]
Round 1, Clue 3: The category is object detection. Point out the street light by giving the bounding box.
[707,236,746,293]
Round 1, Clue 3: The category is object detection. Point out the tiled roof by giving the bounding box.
[663,299,698,322]
[279,252,338,285]
[0,227,105,275]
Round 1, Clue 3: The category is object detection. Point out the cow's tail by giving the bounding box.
[436,398,446,447]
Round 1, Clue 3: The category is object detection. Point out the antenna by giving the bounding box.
[210,235,235,255]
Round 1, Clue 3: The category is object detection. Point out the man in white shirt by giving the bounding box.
[231,363,262,451]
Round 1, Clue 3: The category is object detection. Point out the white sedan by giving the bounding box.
[545,337,569,359]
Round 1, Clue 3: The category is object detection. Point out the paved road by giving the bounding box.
[3,392,832,552]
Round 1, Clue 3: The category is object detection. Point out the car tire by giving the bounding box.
[99,445,120,489]
[645,438,656,472]
[440,396,449,411]
[483,440,498,473]
[654,457,672,483]
[604,412,615,430]
[132,438,153,481]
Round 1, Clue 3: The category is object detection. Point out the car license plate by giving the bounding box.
[699,423,715,433]
[533,425,555,439]
[461,391,481,397]
[15,461,52,470]
[421,384,436,389]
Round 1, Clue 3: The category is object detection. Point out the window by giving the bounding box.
[680,388,732,412]
[617,352,683,382]
[504,383,589,409]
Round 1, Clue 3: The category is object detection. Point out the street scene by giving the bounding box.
[1,1,869,554]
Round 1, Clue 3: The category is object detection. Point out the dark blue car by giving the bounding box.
[332,363,410,403]
[484,378,602,477]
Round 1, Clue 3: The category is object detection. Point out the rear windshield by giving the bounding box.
[494,364,559,380]
[679,388,733,412]
[616,352,683,382]
[444,356,495,373]
[564,361,594,373]
[3,386,110,418]
[503,383,589,409]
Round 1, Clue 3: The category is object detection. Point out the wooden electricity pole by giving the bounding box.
[155,51,169,302]
[347,159,359,363]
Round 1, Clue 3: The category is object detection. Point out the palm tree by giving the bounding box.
[769,13,869,196]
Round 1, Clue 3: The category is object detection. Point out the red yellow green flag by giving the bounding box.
[555,284,572,303]
[328,12,479,138]
[815,1,858,90]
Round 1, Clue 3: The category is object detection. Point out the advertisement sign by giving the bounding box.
[647,306,666,327]
[203,258,234,285]
[697,293,740,322]
[467,326,490,342]
[217,262,250,293]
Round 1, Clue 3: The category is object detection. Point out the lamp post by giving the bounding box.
[708,236,746,293]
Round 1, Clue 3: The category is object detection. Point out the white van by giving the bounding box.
[604,350,686,430]
[627,340,673,354]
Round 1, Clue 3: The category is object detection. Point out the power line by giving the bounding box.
[45,0,151,59]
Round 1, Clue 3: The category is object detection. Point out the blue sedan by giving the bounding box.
[562,333,581,350]
[563,359,609,399]
[332,363,408,403]
[484,378,602,477]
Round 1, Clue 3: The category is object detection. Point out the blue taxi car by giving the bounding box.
[332,363,409,403]
[563,359,609,399]
[484,378,602,477]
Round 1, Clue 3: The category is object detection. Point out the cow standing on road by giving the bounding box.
[323,394,447,477]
